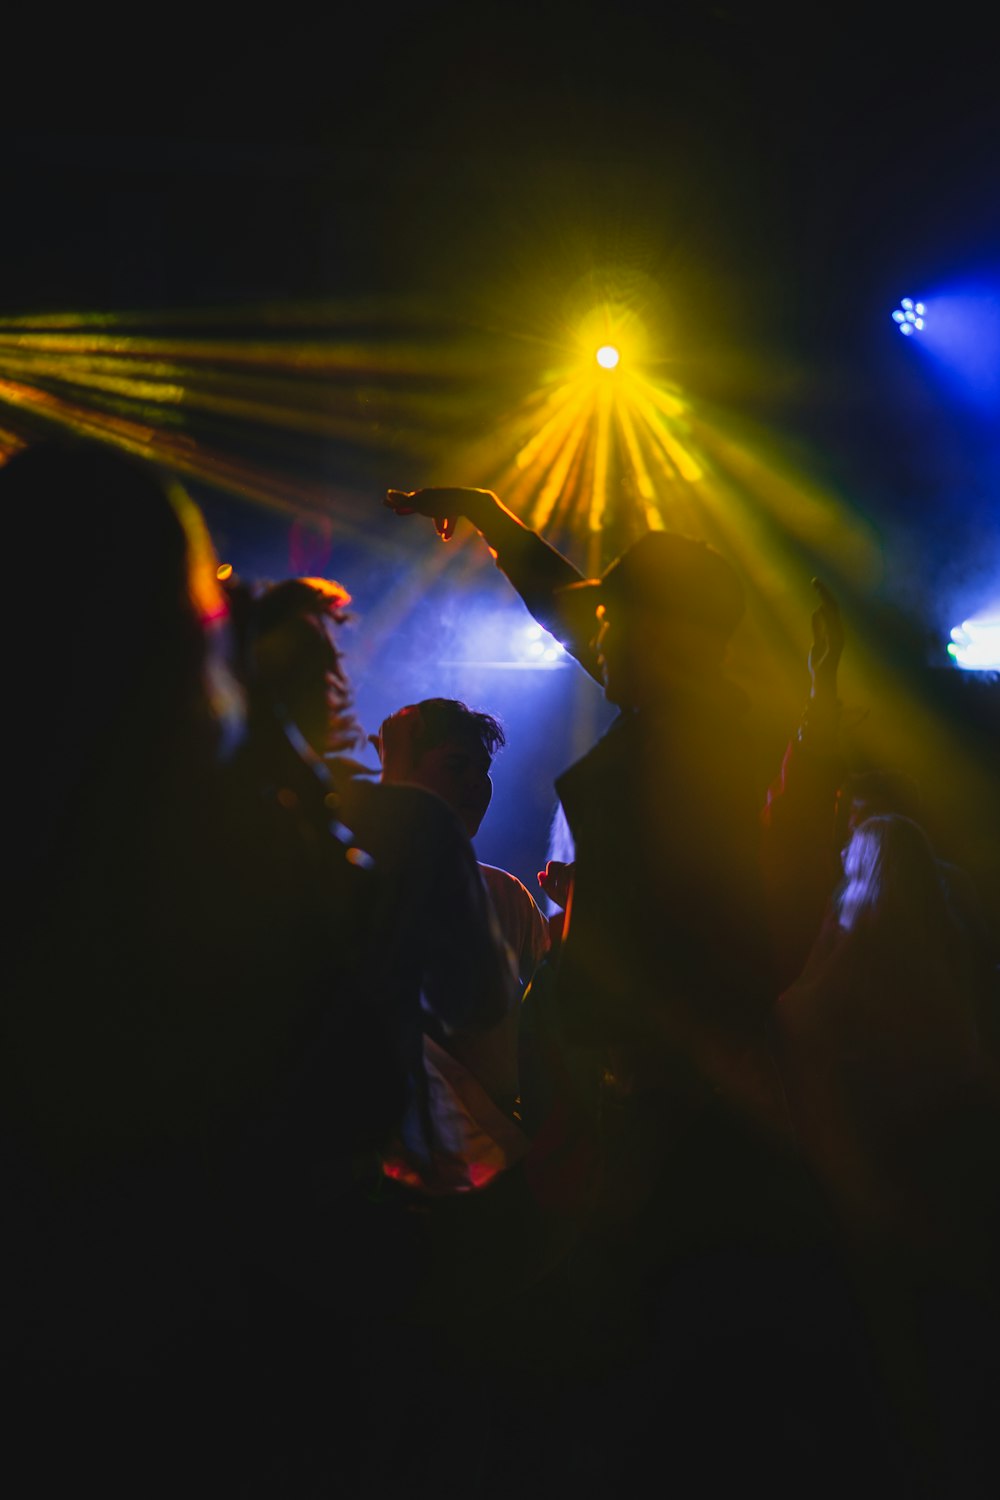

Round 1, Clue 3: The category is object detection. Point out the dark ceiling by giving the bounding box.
[9,4,997,304]
[6,3,999,543]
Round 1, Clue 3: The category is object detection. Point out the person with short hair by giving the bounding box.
[375,697,549,986]
[373,696,550,1191]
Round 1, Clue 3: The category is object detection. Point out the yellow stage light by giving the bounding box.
[576,299,648,371]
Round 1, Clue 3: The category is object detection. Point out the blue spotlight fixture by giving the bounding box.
[891,296,926,335]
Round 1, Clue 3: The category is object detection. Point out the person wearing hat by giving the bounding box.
[382,486,888,1480]
[384,486,776,1098]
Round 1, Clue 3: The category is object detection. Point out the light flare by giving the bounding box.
[948,618,1000,671]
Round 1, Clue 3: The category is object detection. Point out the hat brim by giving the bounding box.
[552,576,606,630]
[554,576,603,602]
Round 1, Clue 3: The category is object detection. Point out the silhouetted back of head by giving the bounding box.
[248,576,355,757]
[379,698,505,763]
[3,440,234,861]
[4,439,227,724]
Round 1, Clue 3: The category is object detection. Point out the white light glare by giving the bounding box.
[947,618,1000,671]
[519,622,566,665]
[596,345,620,369]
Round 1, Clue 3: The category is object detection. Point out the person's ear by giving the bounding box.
[379,704,423,781]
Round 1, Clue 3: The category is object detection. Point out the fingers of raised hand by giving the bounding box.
[811,577,842,624]
[537,859,574,906]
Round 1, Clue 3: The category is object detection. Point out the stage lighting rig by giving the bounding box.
[891,297,925,335]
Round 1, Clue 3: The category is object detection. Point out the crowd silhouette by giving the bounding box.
[3,444,998,1497]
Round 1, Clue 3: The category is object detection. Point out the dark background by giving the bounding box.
[5,2,999,899]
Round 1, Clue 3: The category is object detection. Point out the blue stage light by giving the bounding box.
[519,622,567,665]
[907,280,1000,414]
[438,612,570,669]
[891,296,926,334]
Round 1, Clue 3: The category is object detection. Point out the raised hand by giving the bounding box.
[537,859,575,911]
[808,577,844,700]
[385,487,498,541]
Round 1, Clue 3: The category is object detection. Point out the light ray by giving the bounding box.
[588,382,613,534]
[531,395,596,532]
[4,295,990,879]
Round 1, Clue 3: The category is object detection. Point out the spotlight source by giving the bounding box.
[517,621,567,665]
[948,618,1000,671]
[891,297,925,334]
[596,345,620,369]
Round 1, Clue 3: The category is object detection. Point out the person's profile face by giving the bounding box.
[595,603,698,708]
[412,736,494,838]
[595,604,635,707]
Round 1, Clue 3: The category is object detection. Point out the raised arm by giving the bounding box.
[761,578,846,988]
[805,576,844,739]
[385,486,602,680]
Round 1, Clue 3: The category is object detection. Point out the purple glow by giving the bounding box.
[900,279,1000,410]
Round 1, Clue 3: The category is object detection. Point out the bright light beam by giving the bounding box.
[948,618,1000,671]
